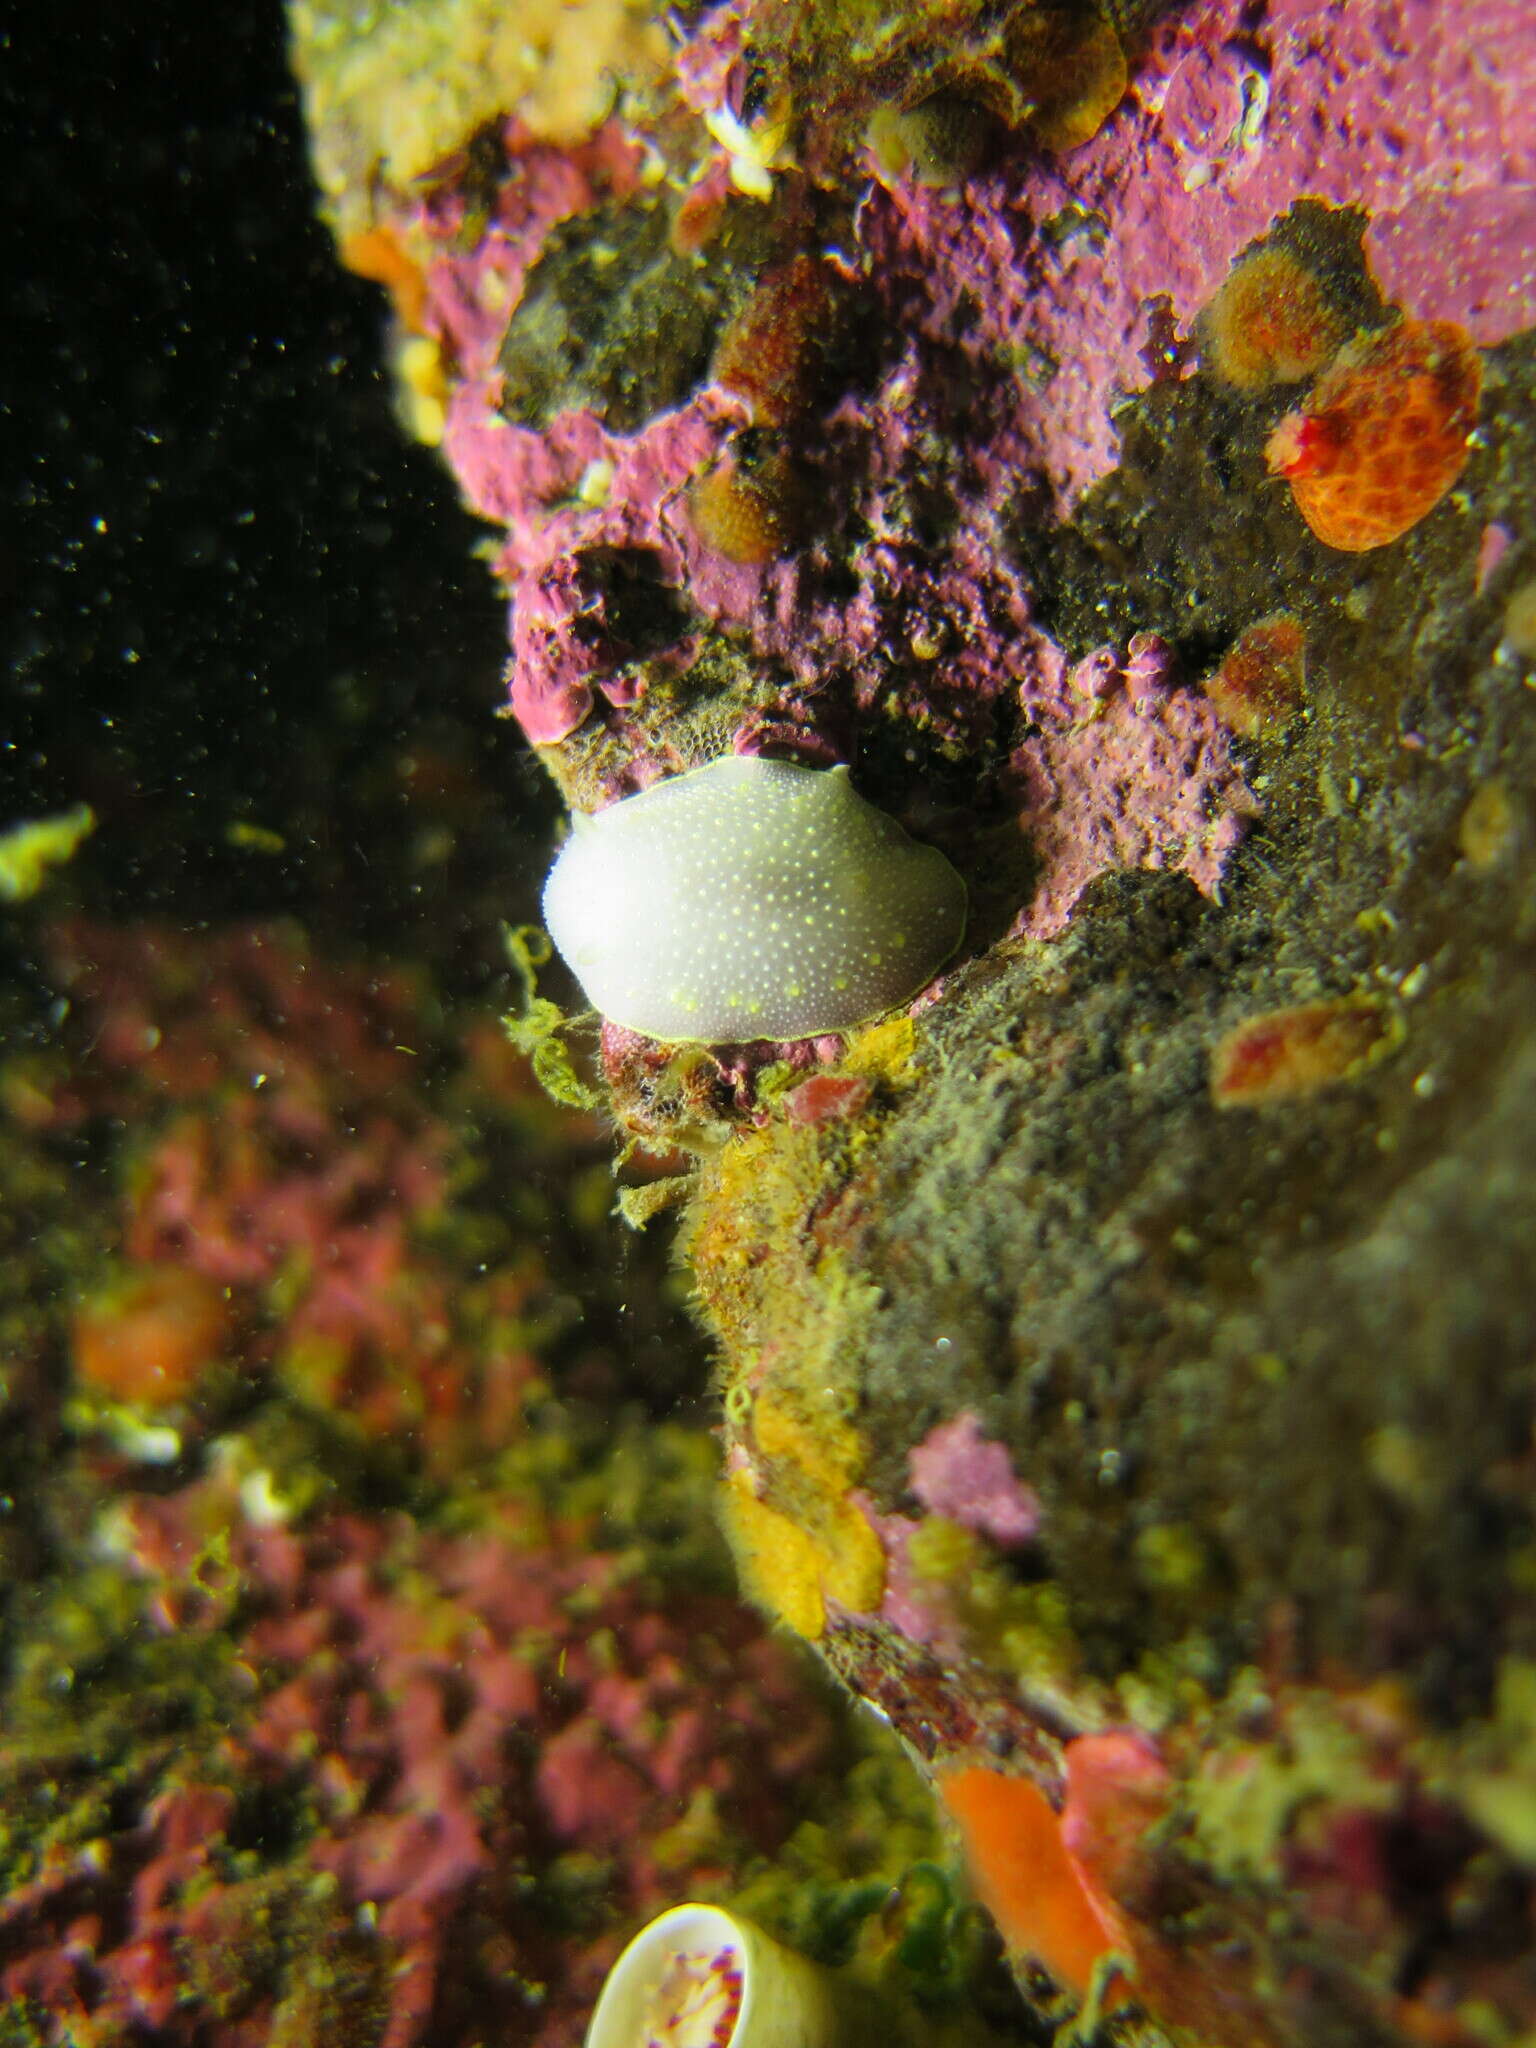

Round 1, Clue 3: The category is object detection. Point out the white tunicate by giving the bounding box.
[541,754,967,1043]
[584,1901,848,2048]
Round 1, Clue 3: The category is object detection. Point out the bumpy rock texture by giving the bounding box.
[289,1,1536,2042]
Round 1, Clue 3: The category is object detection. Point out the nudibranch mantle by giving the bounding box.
[541,755,967,1043]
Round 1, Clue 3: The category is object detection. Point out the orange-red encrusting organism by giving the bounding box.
[710,252,841,430]
[1211,995,1396,1107]
[1201,245,1347,391]
[688,447,799,563]
[339,224,431,335]
[937,1765,1126,1997]
[1203,613,1306,739]
[1265,318,1482,551]
[669,174,731,259]
[72,1263,231,1407]
[943,1740,1295,2045]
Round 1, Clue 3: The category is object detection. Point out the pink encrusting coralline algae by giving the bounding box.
[340,0,1533,950]
[870,0,1536,510]
[1010,637,1260,937]
[0,1491,836,2048]
[418,119,776,748]
[907,1412,1042,1549]
[33,920,539,1465]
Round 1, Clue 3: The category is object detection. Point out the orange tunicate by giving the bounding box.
[710,253,841,430]
[943,1745,1292,2046]
[1201,245,1346,391]
[73,1264,231,1406]
[1265,318,1482,552]
[1203,613,1306,739]
[1211,995,1395,1107]
[669,175,730,258]
[688,448,798,564]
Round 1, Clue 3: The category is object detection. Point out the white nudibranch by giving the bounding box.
[541,755,967,1044]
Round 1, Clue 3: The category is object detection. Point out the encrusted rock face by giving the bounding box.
[497,196,772,436]
[292,1,1536,2041]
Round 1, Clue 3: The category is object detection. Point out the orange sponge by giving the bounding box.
[1266,318,1481,552]
[339,224,429,334]
[943,1740,1293,2046]
[1211,995,1395,1106]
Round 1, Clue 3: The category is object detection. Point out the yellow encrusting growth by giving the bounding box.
[682,1028,907,1639]
[753,1390,859,1476]
[721,1476,835,1639]
[392,333,450,447]
[0,805,96,903]
[720,1387,885,1639]
[290,0,668,233]
[840,1014,918,1081]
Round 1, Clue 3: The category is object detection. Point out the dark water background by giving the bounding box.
[1,0,549,969]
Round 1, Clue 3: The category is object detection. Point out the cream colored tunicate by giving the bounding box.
[584,1903,842,2048]
[541,755,966,1043]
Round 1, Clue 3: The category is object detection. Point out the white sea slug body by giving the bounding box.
[541,754,967,1043]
